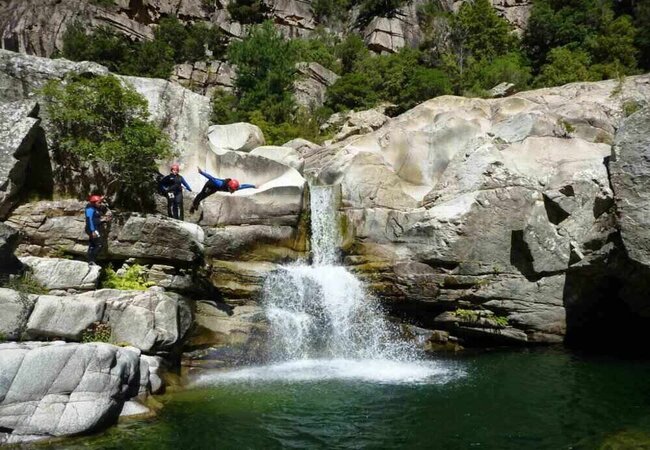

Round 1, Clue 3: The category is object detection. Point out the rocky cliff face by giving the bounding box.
[307,75,650,348]
[0,0,531,58]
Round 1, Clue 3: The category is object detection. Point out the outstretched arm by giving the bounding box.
[238,183,256,190]
[198,168,226,187]
[181,176,192,192]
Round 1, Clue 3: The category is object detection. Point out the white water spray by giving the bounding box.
[195,185,464,385]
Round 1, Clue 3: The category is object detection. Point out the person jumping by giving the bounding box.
[158,163,192,220]
[189,166,256,213]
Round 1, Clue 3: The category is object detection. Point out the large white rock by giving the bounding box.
[207,123,265,155]
[19,256,100,290]
[26,294,105,340]
[0,342,140,440]
[309,75,650,343]
[250,145,305,173]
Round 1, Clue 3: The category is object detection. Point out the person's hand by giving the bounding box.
[197,166,202,173]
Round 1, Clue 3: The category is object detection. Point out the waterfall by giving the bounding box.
[262,185,416,362]
[195,185,464,385]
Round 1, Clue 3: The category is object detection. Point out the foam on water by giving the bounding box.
[194,359,464,385]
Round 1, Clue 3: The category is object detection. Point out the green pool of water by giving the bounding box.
[45,349,650,449]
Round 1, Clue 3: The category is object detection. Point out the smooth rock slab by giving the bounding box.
[25,294,105,340]
[19,256,100,290]
[0,342,139,439]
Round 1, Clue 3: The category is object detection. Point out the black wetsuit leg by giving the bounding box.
[175,192,184,221]
[191,181,219,212]
[87,234,103,263]
[166,193,175,218]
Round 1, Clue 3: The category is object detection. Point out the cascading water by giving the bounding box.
[196,185,463,384]
[263,185,416,362]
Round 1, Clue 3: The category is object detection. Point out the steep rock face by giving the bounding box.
[171,60,235,97]
[294,62,339,111]
[309,75,650,345]
[0,0,531,65]
[0,342,140,442]
[0,0,208,58]
[0,100,51,219]
[610,107,650,267]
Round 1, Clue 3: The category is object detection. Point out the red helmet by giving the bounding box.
[89,195,103,204]
[227,179,240,192]
[170,163,180,172]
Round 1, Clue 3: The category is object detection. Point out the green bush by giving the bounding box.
[81,321,112,343]
[534,46,594,87]
[3,272,48,295]
[326,48,452,113]
[293,29,342,74]
[102,264,154,290]
[312,0,351,22]
[41,74,173,209]
[524,0,639,78]
[61,18,226,79]
[227,0,271,24]
[355,0,410,27]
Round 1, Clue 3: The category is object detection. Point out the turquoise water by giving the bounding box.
[46,349,650,449]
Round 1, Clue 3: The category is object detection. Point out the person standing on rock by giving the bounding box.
[189,166,256,214]
[158,163,192,220]
[85,195,107,266]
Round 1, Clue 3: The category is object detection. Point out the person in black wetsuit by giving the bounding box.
[85,195,106,265]
[189,166,256,213]
[158,163,192,220]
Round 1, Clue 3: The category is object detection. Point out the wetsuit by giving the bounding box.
[190,169,256,213]
[85,203,102,264]
[158,173,192,220]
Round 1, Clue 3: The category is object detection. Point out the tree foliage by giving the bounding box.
[61,18,226,78]
[220,22,298,124]
[227,0,271,24]
[326,48,452,113]
[524,0,639,85]
[41,74,173,209]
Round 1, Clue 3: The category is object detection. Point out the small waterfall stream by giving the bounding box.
[197,185,460,384]
[263,185,416,362]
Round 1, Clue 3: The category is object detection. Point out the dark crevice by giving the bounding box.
[563,233,650,356]
[559,185,575,197]
[542,194,570,225]
[509,230,539,281]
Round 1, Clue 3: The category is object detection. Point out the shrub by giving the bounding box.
[326,48,452,113]
[41,74,174,209]
[534,46,594,87]
[3,272,48,295]
[81,321,112,343]
[312,0,351,23]
[61,18,226,79]
[227,0,271,24]
[102,264,154,290]
[355,0,410,27]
